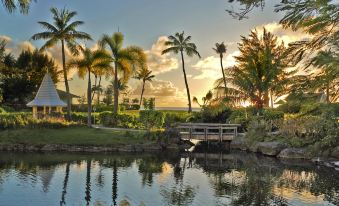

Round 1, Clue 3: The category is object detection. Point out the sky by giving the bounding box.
[0,0,308,107]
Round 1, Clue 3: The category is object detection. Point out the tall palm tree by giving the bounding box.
[1,0,33,14]
[99,32,147,114]
[68,47,112,127]
[135,67,155,106]
[31,7,92,120]
[162,31,201,113]
[213,42,227,92]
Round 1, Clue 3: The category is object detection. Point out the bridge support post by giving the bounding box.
[221,141,230,151]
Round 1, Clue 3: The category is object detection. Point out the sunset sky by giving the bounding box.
[0,0,308,107]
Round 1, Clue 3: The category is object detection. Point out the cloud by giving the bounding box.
[0,35,36,56]
[192,51,240,79]
[132,79,187,107]
[145,36,179,75]
[255,22,312,45]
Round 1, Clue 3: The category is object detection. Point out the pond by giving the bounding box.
[0,151,338,206]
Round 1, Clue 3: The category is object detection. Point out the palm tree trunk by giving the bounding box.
[220,54,227,94]
[140,80,145,107]
[113,62,119,114]
[180,51,192,113]
[61,40,72,120]
[85,160,91,206]
[326,81,330,103]
[60,162,70,206]
[97,76,102,105]
[91,75,97,101]
[87,68,92,127]
[112,160,118,206]
[270,91,274,108]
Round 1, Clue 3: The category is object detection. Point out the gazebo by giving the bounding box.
[27,72,67,118]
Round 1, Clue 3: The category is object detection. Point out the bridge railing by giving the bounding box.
[176,123,241,142]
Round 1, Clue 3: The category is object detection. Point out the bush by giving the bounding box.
[164,112,192,127]
[263,109,284,120]
[277,102,301,114]
[0,107,6,114]
[69,112,99,124]
[192,105,233,123]
[0,113,78,129]
[99,112,140,128]
[139,110,164,130]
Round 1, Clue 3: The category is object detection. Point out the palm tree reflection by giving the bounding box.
[60,162,70,206]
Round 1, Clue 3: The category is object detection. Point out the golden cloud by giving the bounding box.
[145,36,179,75]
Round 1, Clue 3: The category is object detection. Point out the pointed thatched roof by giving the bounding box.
[27,73,67,107]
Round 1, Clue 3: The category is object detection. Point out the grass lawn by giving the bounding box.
[0,127,150,146]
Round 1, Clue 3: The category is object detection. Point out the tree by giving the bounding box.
[162,31,201,113]
[135,67,155,106]
[99,32,147,114]
[213,42,228,93]
[193,91,213,107]
[31,7,92,120]
[0,49,60,108]
[309,50,339,103]
[68,47,112,127]
[103,86,113,106]
[1,0,34,14]
[219,28,292,110]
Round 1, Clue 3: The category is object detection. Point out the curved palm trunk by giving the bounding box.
[220,54,227,94]
[61,40,72,120]
[180,51,192,113]
[139,79,146,107]
[113,62,119,114]
[87,68,92,127]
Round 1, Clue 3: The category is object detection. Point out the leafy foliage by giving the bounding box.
[139,110,165,130]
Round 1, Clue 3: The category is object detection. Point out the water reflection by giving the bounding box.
[0,151,337,206]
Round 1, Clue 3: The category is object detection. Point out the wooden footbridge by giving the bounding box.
[177,123,240,142]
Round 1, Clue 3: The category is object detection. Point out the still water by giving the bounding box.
[0,151,338,206]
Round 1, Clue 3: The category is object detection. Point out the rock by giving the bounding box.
[248,143,258,153]
[330,146,339,159]
[278,148,310,159]
[256,142,287,156]
[230,136,248,151]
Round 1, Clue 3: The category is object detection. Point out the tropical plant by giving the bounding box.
[193,90,213,107]
[135,67,155,106]
[213,42,228,92]
[99,32,147,114]
[68,47,112,127]
[31,7,92,119]
[309,50,339,103]
[1,0,34,14]
[102,86,113,106]
[162,31,201,113]
[215,28,292,110]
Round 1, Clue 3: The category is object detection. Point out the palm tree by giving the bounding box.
[214,28,292,110]
[162,31,201,113]
[135,67,155,106]
[68,47,112,127]
[99,32,147,114]
[213,42,227,92]
[193,90,213,107]
[31,7,92,120]
[310,50,339,103]
[1,0,33,14]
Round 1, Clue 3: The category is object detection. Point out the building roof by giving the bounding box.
[27,73,67,107]
[57,89,80,99]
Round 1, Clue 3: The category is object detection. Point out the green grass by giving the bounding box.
[0,127,150,146]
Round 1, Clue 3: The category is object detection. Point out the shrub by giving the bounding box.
[0,107,6,114]
[277,102,301,114]
[192,105,233,123]
[69,112,99,124]
[0,113,78,129]
[99,112,140,128]
[164,112,192,127]
[262,109,284,120]
[139,110,164,130]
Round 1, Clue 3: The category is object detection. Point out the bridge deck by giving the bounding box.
[177,123,240,142]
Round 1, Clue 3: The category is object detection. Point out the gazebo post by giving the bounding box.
[43,106,46,115]
[48,106,51,114]
[32,106,37,118]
